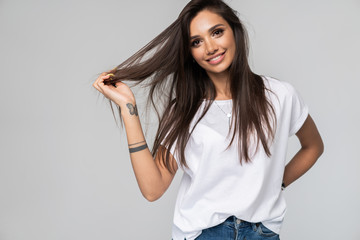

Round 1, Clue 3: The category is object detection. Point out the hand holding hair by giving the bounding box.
[93,72,137,112]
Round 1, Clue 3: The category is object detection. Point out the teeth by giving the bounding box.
[209,54,222,61]
[211,55,221,61]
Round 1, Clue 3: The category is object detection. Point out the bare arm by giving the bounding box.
[282,114,324,188]
[93,72,177,201]
[121,100,178,201]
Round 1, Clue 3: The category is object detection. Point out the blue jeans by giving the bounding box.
[193,215,280,240]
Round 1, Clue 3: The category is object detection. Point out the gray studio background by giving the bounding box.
[0,0,359,239]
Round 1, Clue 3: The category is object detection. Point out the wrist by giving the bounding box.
[120,101,138,118]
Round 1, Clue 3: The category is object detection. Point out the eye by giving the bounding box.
[191,39,201,47]
[212,29,224,37]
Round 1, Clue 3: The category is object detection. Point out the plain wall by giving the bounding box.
[0,0,359,239]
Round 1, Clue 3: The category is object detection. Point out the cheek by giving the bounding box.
[223,37,236,59]
[223,34,235,50]
[191,48,203,62]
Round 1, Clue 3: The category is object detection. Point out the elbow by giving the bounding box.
[140,177,168,202]
[143,190,164,202]
[145,196,159,202]
[317,137,325,157]
[310,140,324,163]
[310,140,324,160]
[144,193,161,202]
[307,135,325,159]
[319,142,324,157]
[301,138,324,163]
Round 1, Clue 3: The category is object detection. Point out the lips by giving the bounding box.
[206,51,226,65]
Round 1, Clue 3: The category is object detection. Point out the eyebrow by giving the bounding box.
[190,24,225,40]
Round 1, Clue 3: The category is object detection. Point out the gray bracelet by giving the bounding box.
[129,144,148,153]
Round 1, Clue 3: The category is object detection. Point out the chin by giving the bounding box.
[206,65,231,75]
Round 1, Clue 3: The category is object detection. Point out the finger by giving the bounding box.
[103,74,119,88]
[93,72,114,95]
[98,74,112,84]
[95,72,119,90]
[94,76,107,90]
[96,75,109,86]
[92,82,104,94]
[100,71,110,77]
[96,72,111,83]
[97,77,115,92]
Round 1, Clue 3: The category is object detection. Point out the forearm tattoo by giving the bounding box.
[126,103,138,116]
[129,143,148,153]
[128,140,147,153]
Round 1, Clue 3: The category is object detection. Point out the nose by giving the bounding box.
[205,39,218,55]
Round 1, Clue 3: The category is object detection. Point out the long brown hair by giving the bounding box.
[103,0,276,174]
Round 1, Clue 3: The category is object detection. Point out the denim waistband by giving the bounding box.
[223,215,253,228]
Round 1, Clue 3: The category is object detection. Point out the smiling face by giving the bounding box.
[189,9,236,80]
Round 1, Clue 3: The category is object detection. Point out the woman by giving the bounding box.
[93,0,324,239]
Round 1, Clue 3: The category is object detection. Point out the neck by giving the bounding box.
[207,70,232,100]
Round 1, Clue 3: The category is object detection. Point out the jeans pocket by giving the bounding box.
[257,222,278,237]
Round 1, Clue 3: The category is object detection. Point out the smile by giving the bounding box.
[206,51,226,65]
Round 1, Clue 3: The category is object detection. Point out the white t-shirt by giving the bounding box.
[168,76,309,240]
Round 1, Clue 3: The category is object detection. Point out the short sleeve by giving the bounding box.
[283,82,309,136]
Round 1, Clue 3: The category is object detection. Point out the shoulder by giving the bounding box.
[261,75,299,99]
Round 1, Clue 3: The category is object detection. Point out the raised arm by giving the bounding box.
[93,72,178,201]
[282,114,324,188]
